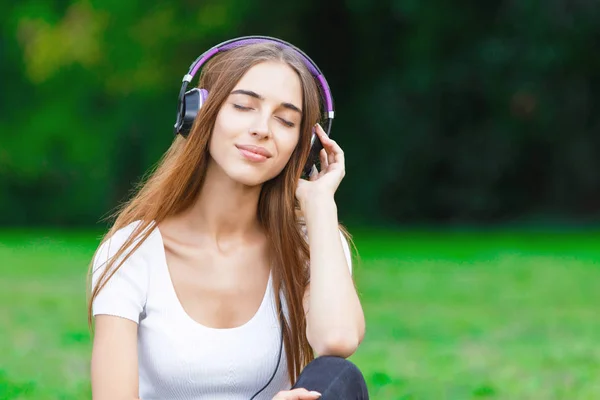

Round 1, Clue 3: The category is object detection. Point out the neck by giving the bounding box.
[178,159,263,242]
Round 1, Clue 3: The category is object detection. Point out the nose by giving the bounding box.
[249,113,271,139]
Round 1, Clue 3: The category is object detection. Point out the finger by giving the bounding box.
[327,142,343,169]
[293,388,321,399]
[273,388,321,399]
[328,145,336,166]
[301,391,322,400]
[314,123,334,147]
[319,148,328,172]
[314,124,343,165]
[314,123,330,145]
[309,164,319,181]
[291,388,322,399]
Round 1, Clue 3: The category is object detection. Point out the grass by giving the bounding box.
[1,226,600,399]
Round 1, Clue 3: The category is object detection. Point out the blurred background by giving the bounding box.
[2,1,600,399]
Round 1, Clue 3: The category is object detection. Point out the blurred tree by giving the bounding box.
[1,0,600,226]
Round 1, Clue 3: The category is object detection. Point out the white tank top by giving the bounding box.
[91,220,352,399]
[92,221,290,400]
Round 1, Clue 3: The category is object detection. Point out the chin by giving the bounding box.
[224,166,275,187]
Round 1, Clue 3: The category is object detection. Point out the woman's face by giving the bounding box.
[208,61,304,187]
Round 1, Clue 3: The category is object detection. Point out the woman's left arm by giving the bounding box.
[296,124,366,358]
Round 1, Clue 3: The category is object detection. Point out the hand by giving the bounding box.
[272,388,322,399]
[296,123,346,208]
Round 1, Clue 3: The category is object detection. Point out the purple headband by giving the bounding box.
[182,36,334,118]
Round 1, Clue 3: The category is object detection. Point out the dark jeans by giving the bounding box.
[292,356,369,399]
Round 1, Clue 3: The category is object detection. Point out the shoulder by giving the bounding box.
[91,220,157,323]
[92,220,159,273]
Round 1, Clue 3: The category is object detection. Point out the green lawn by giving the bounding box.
[1,227,600,399]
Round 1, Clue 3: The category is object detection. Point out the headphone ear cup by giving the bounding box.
[180,88,209,137]
[302,127,322,178]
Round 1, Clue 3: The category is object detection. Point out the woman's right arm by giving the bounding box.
[90,224,150,399]
[91,315,141,400]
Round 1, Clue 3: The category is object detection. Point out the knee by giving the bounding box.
[305,356,365,380]
[295,356,369,398]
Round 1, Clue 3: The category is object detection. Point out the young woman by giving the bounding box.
[88,36,368,400]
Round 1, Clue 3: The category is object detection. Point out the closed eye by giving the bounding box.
[233,104,295,127]
[278,118,295,128]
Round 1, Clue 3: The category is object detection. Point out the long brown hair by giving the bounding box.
[87,42,354,383]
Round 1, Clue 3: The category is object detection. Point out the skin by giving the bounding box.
[91,61,365,400]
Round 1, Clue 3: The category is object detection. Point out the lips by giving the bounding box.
[235,144,272,158]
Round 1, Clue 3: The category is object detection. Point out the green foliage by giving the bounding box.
[2,1,600,226]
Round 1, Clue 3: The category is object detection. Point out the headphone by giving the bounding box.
[172,35,335,178]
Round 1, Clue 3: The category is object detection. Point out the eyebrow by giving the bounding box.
[230,89,303,114]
